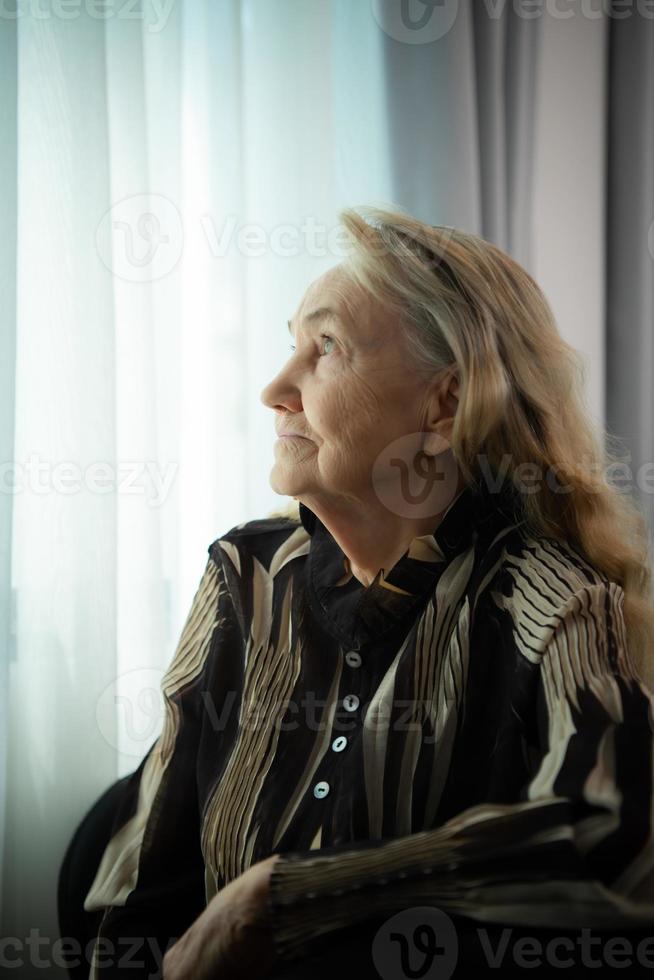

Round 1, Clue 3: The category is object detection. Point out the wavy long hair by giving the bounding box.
[269,203,654,688]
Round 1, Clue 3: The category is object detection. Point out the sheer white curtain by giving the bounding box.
[0,0,610,972]
[0,0,392,961]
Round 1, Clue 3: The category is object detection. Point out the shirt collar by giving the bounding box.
[299,481,520,651]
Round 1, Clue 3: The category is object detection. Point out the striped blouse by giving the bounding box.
[83,478,654,975]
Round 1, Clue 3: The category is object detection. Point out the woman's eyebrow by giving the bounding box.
[287,307,343,337]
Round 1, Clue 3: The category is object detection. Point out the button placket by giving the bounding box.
[313,648,366,801]
[332,648,363,754]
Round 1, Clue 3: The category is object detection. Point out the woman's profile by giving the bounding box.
[61,204,654,979]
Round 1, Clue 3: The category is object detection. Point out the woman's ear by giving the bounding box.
[441,370,460,433]
[422,368,459,456]
[443,367,460,408]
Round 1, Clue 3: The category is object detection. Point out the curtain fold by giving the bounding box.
[381,0,541,267]
[472,0,541,267]
[3,11,118,954]
[605,4,654,536]
[0,0,397,963]
[0,13,17,912]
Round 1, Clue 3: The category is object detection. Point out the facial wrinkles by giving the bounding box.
[341,315,392,430]
[318,383,361,457]
[299,329,377,441]
[289,271,418,449]
[346,361,385,430]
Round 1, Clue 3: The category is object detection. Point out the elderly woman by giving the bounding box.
[64,206,654,979]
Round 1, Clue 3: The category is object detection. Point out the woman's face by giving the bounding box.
[260,263,455,515]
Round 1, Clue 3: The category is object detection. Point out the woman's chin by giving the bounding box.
[269,467,312,498]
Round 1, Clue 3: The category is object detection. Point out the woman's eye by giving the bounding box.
[288,335,335,356]
[318,334,335,355]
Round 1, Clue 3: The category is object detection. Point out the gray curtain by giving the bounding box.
[382,0,654,536]
[606,5,654,535]
[0,16,17,902]
[381,0,541,269]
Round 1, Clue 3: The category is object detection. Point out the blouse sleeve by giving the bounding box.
[266,581,654,963]
[82,547,233,980]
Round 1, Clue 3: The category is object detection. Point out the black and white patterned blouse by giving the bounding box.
[83,478,654,975]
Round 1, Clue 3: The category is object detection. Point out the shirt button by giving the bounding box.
[345,651,362,668]
[313,780,330,799]
[343,694,359,712]
[332,736,347,753]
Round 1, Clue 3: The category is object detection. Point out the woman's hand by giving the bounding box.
[162,854,281,980]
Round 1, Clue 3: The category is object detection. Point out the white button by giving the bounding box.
[332,736,347,752]
[313,781,330,799]
[345,651,362,668]
[343,694,359,712]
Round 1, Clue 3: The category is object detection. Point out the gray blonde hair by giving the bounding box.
[272,203,654,686]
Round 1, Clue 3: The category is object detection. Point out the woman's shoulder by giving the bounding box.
[481,524,615,660]
[503,525,608,588]
[206,500,305,577]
